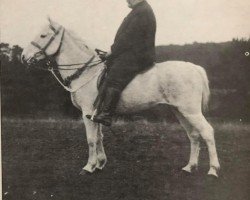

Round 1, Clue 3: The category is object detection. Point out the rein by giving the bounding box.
[49,63,105,93]
[29,25,104,92]
[29,59,103,71]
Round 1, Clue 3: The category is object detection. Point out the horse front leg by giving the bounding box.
[80,116,99,175]
[96,125,107,170]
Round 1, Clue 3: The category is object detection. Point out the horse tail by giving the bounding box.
[196,66,210,112]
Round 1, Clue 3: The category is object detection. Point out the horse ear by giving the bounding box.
[47,16,60,28]
[47,16,56,26]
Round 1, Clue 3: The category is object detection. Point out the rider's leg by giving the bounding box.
[92,86,121,126]
[88,56,138,126]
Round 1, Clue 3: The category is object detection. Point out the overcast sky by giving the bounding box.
[1,0,250,49]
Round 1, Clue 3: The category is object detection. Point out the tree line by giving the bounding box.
[1,38,250,120]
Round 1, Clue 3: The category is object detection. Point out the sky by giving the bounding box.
[1,0,250,49]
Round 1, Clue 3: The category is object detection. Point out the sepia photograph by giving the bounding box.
[1,0,250,199]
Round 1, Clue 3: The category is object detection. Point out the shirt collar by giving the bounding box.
[132,1,147,10]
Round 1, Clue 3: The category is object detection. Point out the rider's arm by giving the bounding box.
[110,14,147,58]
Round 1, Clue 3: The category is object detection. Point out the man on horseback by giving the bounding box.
[90,0,156,126]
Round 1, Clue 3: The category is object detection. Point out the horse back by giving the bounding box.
[116,61,205,113]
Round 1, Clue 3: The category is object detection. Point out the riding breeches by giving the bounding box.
[105,52,147,91]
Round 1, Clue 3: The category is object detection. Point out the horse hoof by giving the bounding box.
[182,166,192,173]
[79,169,91,176]
[208,167,219,178]
[207,172,218,178]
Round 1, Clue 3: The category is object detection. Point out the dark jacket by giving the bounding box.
[111,1,156,67]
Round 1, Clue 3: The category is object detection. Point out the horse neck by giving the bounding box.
[55,30,99,80]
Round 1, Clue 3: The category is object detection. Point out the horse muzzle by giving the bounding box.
[22,50,40,63]
[22,56,34,67]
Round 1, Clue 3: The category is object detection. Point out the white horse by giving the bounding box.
[21,19,220,177]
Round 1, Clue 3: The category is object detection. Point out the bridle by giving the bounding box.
[30,25,102,70]
[30,24,64,70]
[29,24,104,92]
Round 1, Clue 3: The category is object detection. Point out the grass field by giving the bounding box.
[2,118,250,200]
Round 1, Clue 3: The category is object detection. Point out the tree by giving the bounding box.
[11,45,23,62]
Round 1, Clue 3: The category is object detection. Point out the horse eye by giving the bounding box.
[40,34,47,38]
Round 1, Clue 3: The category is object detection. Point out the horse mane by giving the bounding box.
[66,28,98,56]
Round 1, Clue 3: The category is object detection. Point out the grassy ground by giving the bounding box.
[2,118,250,200]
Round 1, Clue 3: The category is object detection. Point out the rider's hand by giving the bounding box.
[105,51,112,60]
[99,51,112,61]
[99,54,107,61]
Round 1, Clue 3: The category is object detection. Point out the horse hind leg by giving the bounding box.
[173,109,201,173]
[178,110,220,177]
[198,115,220,177]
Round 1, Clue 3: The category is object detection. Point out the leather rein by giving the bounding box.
[29,25,104,92]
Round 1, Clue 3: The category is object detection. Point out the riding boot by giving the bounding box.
[92,87,121,126]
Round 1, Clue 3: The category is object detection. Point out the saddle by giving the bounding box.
[93,48,109,109]
[94,65,109,109]
[97,66,108,90]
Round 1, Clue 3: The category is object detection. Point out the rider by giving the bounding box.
[90,0,156,126]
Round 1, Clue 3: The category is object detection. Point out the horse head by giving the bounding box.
[21,18,65,68]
